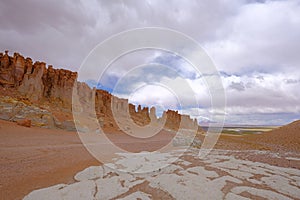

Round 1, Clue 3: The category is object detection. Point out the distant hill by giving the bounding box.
[245,120,300,152]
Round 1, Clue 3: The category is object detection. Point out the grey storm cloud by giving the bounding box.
[229,81,246,91]
[0,0,242,70]
[1,0,300,125]
[0,0,95,34]
[284,78,300,84]
[1,0,299,74]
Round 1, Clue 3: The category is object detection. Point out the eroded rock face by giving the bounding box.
[0,51,200,132]
[42,66,78,108]
[149,107,157,123]
[129,104,151,126]
[13,53,26,86]
[94,89,151,129]
[163,110,181,131]
[0,96,56,128]
[0,52,77,107]
[18,61,46,102]
[181,114,198,130]
[16,119,31,127]
[0,52,24,87]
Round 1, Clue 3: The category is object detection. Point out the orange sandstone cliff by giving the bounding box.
[0,51,200,132]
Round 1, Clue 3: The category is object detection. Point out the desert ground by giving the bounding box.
[0,120,176,200]
[1,119,300,199]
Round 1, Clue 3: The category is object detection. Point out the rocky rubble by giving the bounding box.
[16,119,31,127]
[0,96,56,128]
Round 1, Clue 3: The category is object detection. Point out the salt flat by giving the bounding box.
[24,149,300,200]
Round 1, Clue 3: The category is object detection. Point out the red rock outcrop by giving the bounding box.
[18,61,46,102]
[0,51,26,87]
[129,104,151,126]
[42,65,78,108]
[0,51,200,132]
[94,88,151,128]
[16,119,31,127]
[162,110,181,131]
[0,51,77,107]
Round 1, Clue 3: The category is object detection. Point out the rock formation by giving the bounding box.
[162,110,181,131]
[0,51,201,132]
[16,119,31,127]
[42,65,78,108]
[18,61,46,102]
[0,96,56,128]
[0,51,77,107]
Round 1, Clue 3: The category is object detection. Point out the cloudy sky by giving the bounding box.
[1,0,300,125]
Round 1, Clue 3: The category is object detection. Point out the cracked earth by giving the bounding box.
[23,149,300,200]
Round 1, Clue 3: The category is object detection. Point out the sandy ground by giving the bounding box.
[0,120,175,200]
[0,120,99,200]
[1,119,300,199]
